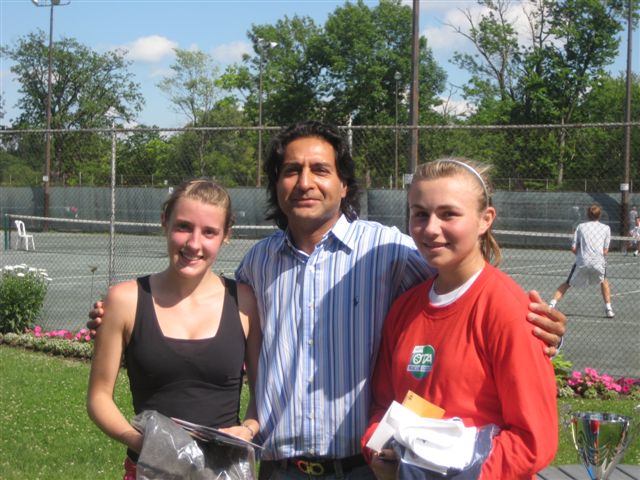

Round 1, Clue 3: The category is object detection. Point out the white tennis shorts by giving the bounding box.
[568,264,605,287]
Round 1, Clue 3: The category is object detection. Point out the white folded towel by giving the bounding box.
[394,416,477,472]
[366,401,479,473]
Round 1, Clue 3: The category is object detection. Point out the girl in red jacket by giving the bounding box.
[362,159,557,479]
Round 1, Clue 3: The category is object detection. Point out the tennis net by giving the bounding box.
[3,214,638,378]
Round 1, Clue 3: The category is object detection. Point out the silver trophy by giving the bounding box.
[570,411,635,479]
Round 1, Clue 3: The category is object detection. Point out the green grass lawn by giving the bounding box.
[0,346,637,479]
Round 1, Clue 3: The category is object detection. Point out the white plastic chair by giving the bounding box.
[14,220,35,251]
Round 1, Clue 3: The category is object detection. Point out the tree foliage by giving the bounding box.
[157,48,226,175]
[221,0,447,186]
[319,0,446,126]
[1,30,144,181]
[221,15,326,124]
[450,0,635,183]
[3,31,143,128]
[157,48,221,126]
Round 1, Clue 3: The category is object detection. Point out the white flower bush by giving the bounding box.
[0,264,51,334]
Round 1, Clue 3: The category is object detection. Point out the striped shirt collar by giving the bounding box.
[281,214,353,254]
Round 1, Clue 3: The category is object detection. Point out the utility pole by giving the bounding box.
[256,38,278,187]
[406,0,420,232]
[621,0,634,236]
[30,0,70,220]
[394,71,401,189]
[409,0,420,178]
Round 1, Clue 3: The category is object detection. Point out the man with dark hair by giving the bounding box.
[263,120,360,229]
[549,204,614,317]
[234,120,566,479]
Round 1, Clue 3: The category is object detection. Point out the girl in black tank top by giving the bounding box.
[87,179,261,479]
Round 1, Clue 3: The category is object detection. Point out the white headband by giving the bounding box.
[441,159,489,202]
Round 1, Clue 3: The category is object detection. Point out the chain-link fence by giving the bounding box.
[1,123,639,377]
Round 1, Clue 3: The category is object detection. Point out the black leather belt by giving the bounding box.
[262,454,367,476]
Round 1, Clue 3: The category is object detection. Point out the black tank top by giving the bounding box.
[124,275,245,460]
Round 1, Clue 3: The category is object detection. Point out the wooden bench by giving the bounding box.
[537,464,640,479]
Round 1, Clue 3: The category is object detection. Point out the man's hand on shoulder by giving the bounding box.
[527,290,566,357]
[87,300,105,338]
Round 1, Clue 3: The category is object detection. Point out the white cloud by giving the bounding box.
[123,35,178,63]
[433,96,477,119]
[424,3,485,54]
[424,23,467,52]
[210,41,252,64]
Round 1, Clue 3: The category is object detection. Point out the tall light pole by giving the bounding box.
[394,71,401,189]
[620,0,634,236]
[31,0,69,219]
[257,38,278,187]
[406,0,420,232]
[409,0,420,178]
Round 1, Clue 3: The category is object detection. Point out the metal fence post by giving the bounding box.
[109,117,117,287]
[3,214,9,250]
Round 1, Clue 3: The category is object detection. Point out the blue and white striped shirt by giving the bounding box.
[235,215,435,460]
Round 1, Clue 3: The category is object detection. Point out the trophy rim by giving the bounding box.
[571,411,632,424]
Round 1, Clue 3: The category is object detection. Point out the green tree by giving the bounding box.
[158,48,223,175]
[221,15,325,125]
[320,0,445,126]
[116,130,173,186]
[450,0,633,183]
[1,31,144,182]
[161,98,257,186]
[200,98,256,187]
[319,0,446,185]
[0,150,38,185]
[228,0,447,187]
[570,73,640,186]
[158,48,220,126]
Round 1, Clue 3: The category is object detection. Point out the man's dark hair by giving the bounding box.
[264,120,360,230]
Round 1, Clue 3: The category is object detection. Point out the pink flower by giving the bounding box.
[567,367,640,397]
[34,327,93,342]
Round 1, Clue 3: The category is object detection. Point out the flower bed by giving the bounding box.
[565,367,640,399]
[3,328,640,401]
[0,325,93,359]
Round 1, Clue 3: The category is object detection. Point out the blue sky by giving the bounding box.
[1,0,638,128]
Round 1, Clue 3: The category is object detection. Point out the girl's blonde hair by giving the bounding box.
[412,158,502,266]
[162,178,234,234]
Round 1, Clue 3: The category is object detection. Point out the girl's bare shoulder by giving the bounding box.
[103,279,139,321]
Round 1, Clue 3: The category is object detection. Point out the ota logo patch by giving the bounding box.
[407,345,435,379]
